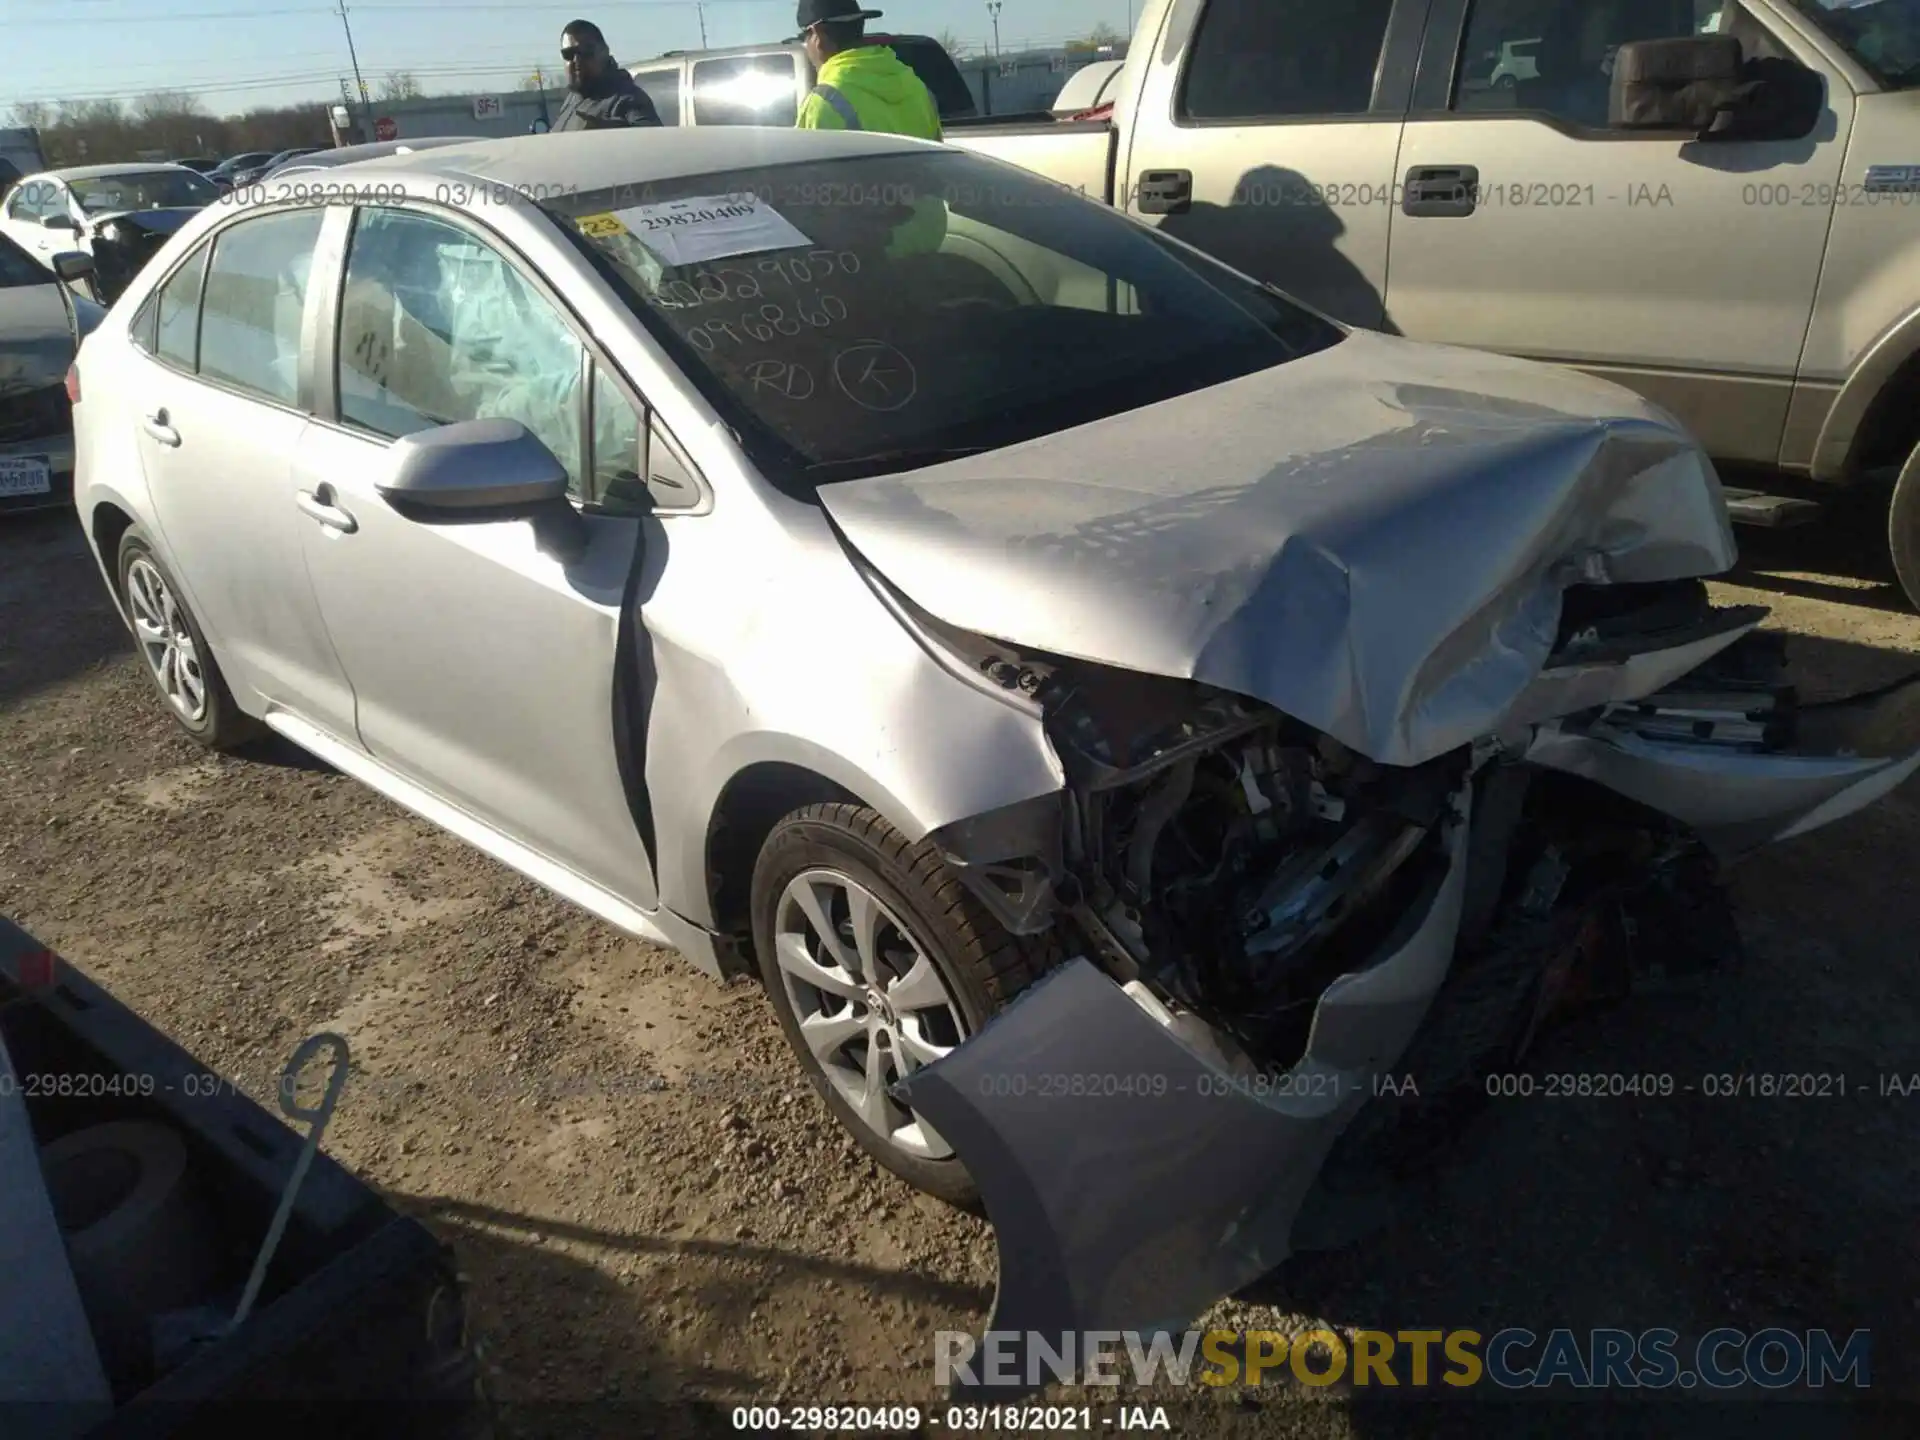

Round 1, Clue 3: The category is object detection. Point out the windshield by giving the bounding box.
[1786,0,1920,86]
[68,169,216,213]
[540,150,1341,491]
[0,230,47,287]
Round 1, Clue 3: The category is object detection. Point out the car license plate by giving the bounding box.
[0,457,52,497]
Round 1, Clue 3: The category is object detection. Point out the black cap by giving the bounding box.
[792,0,882,39]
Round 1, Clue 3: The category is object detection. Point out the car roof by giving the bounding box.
[272,137,479,171]
[323,127,930,191]
[38,162,198,181]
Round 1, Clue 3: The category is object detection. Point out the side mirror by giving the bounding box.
[376,418,589,561]
[1610,34,1820,141]
[52,251,94,283]
[42,213,78,231]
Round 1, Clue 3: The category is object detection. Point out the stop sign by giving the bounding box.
[374,116,397,141]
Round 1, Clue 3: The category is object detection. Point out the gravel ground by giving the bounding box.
[3,504,1917,1438]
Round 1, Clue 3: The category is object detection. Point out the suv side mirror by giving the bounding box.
[52,251,94,283]
[1610,34,1821,141]
[42,212,78,231]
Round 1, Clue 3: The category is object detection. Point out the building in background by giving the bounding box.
[327,88,567,146]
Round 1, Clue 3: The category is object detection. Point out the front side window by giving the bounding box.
[633,67,683,124]
[335,207,588,495]
[198,209,322,403]
[68,169,217,213]
[1454,0,1707,122]
[541,150,1340,493]
[691,56,799,125]
[1785,0,1920,87]
[1180,0,1395,119]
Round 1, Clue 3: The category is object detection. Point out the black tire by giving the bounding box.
[116,528,262,751]
[1888,443,1920,613]
[750,802,1057,1210]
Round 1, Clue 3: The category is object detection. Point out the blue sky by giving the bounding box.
[3,0,1140,117]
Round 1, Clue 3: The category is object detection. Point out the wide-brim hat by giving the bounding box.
[791,1,882,40]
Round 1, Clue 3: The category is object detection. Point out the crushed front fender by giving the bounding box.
[895,791,1472,1393]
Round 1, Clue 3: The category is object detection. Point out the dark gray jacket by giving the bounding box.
[552,69,663,130]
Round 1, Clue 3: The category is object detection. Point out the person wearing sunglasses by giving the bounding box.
[792,1,942,140]
[551,19,663,131]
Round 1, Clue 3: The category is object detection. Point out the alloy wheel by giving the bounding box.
[125,556,207,725]
[772,868,968,1159]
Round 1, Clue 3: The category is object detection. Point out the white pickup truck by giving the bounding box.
[949,0,1920,607]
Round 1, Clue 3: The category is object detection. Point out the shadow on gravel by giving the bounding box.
[1729,486,1913,616]
[418,1217,742,1439]
[0,509,130,710]
[416,1193,994,1314]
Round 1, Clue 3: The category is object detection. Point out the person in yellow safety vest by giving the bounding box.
[791,1,947,258]
[793,2,942,138]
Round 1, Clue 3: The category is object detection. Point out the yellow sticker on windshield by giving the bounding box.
[577,211,629,238]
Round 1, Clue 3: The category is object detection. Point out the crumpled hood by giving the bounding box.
[816,44,931,107]
[0,282,79,395]
[818,330,1737,768]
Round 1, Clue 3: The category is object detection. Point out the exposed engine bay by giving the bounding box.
[937,577,1795,1100]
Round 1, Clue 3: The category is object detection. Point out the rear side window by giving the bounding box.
[1181,0,1394,119]
[632,66,683,124]
[155,244,210,367]
[197,208,323,405]
[691,55,799,125]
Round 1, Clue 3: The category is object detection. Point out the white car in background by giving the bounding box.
[0,163,218,303]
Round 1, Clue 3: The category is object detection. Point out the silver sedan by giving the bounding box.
[67,128,1920,1374]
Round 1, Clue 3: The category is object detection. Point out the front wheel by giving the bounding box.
[750,803,1055,1209]
[1887,442,1920,612]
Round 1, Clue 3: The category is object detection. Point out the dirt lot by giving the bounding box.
[3,505,1917,1437]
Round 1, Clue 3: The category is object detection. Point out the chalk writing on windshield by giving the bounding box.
[831,341,918,413]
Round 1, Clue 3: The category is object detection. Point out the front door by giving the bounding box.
[1120,0,1424,329]
[293,203,659,909]
[1386,0,1852,465]
[131,208,358,737]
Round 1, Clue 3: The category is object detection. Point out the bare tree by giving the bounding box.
[7,100,53,132]
[377,71,422,102]
[935,28,970,59]
[1086,22,1123,47]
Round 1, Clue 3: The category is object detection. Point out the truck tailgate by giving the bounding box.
[947,119,1114,204]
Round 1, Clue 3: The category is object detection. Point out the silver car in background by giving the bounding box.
[65,129,1920,1379]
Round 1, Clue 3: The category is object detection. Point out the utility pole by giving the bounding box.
[532,64,552,129]
[987,0,1002,56]
[696,1,708,46]
[337,3,371,134]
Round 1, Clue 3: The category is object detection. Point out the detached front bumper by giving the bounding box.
[899,667,1920,1393]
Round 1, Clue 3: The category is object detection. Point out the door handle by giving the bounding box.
[141,410,180,447]
[1402,165,1479,218]
[295,486,357,534]
[1135,168,1193,215]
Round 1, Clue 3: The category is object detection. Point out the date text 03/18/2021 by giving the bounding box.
[728,1405,1173,1431]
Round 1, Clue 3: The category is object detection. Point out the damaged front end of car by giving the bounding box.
[892,580,1920,1394]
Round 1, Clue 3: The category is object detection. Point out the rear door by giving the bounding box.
[1119,0,1428,329]
[127,207,358,736]
[1385,0,1852,466]
[292,201,662,908]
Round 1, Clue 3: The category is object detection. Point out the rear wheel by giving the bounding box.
[117,530,260,751]
[1888,442,1920,613]
[750,803,1055,1209]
